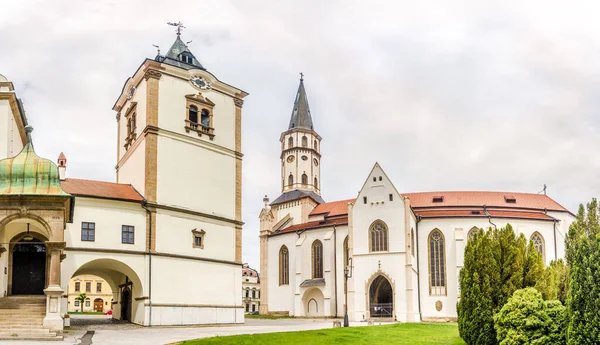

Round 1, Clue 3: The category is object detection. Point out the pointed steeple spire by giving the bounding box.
[158,23,206,71]
[288,74,314,130]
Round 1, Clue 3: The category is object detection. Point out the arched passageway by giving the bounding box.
[369,275,393,318]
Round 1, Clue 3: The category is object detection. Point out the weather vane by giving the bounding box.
[167,21,186,36]
[152,44,160,55]
[300,72,304,81]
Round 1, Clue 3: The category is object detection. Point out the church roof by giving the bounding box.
[288,77,314,131]
[156,36,206,71]
[60,178,143,202]
[270,189,325,206]
[310,198,354,217]
[0,126,69,196]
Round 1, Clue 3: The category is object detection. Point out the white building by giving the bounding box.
[242,263,260,313]
[259,78,575,322]
[0,29,247,339]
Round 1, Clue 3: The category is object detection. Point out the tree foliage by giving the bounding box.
[494,287,566,345]
[535,259,568,304]
[565,199,600,344]
[76,293,87,313]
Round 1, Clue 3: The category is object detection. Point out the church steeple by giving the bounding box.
[288,74,314,130]
[156,22,206,70]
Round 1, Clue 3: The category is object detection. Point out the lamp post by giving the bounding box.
[343,257,352,327]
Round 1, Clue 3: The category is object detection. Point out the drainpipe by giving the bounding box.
[483,205,497,230]
[333,225,338,318]
[415,216,422,321]
[141,201,152,327]
[553,220,558,261]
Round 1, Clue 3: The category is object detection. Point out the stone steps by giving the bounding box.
[0,295,60,340]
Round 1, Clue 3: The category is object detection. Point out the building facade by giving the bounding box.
[242,263,260,313]
[259,78,575,322]
[0,30,247,339]
[67,275,114,313]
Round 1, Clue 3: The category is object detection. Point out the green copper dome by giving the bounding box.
[0,126,69,196]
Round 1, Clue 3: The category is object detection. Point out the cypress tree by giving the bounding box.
[523,240,544,288]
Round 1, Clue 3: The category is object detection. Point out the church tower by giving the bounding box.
[280,76,322,195]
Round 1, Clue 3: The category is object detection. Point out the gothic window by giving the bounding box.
[369,220,389,252]
[189,105,198,124]
[201,109,210,127]
[429,229,446,296]
[302,173,308,185]
[279,246,289,285]
[302,136,308,147]
[343,236,350,268]
[288,174,294,186]
[467,227,478,241]
[531,232,545,262]
[312,240,323,279]
[411,228,415,256]
[288,137,293,149]
[314,177,318,189]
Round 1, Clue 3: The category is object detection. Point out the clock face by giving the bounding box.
[287,155,295,163]
[313,158,319,166]
[190,76,212,90]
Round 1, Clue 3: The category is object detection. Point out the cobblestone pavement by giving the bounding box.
[0,318,388,345]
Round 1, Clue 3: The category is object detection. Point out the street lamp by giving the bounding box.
[344,257,353,327]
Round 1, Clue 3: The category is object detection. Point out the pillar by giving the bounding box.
[44,241,66,332]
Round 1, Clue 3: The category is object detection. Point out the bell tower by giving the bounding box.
[280,75,322,195]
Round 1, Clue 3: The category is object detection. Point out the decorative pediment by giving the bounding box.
[191,229,206,235]
[185,93,215,107]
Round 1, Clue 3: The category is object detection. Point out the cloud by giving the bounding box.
[1,0,599,271]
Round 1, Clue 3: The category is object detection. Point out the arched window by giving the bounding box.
[369,220,389,252]
[302,173,308,185]
[302,136,308,147]
[411,228,415,256]
[429,229,446,296]
[467,227,478,241]
[343,236,350,268]
[531,232,545,262]
[314,140,318,150]
[288,174,294,186]
[200,109,210,127]
[312,240,323,279]
[189,105,198,124]
[314,177,318,189]
[288,137,293,149]
[245,288,249,298]
[279,246,289,285]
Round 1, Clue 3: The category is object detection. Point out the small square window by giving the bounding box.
[81,222,95,242]
[85,282,91,292]
[194,236,202,247]
[432,196,444,203]
[122,225,135,244]
[389,194,393,201]
[192,229,206,249]
[363,196,367,204]
[74,301,80,307]
[373,177,376,182]
[85,300,90,307]
[379,176,382,181]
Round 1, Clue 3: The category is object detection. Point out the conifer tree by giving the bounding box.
[523,240,544,287]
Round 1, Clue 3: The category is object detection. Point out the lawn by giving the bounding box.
[178,323,466,345]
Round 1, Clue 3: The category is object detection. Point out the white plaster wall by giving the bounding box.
[116,136,146,193]
[65,198,147,252]
[154,210,235,262]
[118,80,147,162]
[156,135,235,218]
[266,233,296,314]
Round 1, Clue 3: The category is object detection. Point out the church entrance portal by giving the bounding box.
[369,275,393,318]
[11,239,46,295]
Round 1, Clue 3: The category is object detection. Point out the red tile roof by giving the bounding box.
[402,191,568,211]
[275,217,349,235]
[60,178,144,202]
[414,209,556,221]
[310,198,355,217]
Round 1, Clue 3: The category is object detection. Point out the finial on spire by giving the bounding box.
[263,195,270,207]
[299,72,304,81]
[24,125,33,144]
[167,21,186,37]
[153,44,161,55]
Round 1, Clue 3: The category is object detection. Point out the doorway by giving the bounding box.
[94,298,104,313]
[369,275,393,318]
[121,287,131,321]
[12,239,46,295]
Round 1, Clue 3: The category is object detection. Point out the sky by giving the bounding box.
[1,0,600,271]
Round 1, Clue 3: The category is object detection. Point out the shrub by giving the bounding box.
[494,288,565,345]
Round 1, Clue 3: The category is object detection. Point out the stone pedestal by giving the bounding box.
[43,285,64,332]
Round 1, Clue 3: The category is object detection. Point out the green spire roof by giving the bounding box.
[288,76,314,131]
[0,126,69,196]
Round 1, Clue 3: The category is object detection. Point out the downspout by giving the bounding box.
[415,215,422,321]
[484,205,497,230]
[141,201,152,327]
[551,209,557,260]
[333,225,338,318]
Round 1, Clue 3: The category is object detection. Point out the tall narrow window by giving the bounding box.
[369,220,389,252]
[314,177,318,189]
[86,282,91,293]
[411,228,415,256]
[189,105,198,124]
[288,137,293,149]
[343,236,350,268]
[302,173,308,185]
[122,225,135,244]
[96,282,102,292]
[288,174,294,186]
[531,232,545,262]
[201,109,210,127]
[312,240,323,279]
[429,229,446,296]
[279,245,289,285]
[314,140,318,150]
[75,282,80,292]
[302,136,308,147]
[81,222,95,242]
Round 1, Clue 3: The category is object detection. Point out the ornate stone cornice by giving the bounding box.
[45,241,66,250]
[234,98,244,108]
[144,70,162,80]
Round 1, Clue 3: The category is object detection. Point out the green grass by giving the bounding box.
[179,323,466,345]
[67,312,104,315]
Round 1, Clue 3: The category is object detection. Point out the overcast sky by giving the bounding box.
[1,0,600,270]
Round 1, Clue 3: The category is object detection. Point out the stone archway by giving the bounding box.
[369,275,393,318]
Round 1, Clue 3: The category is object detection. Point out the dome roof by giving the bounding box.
[0,126,69,196]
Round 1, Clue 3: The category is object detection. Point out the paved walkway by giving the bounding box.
[1,318,388,345]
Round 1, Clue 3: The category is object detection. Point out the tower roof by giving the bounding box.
[157,36,206,71]
[288,76,314,131]
[0,126,69,196]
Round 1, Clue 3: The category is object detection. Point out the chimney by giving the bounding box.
[57,152,67,181]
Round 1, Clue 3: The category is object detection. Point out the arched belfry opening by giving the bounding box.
[369,275,393,318]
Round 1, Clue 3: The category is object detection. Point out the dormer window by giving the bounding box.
[432,196,444,203]
[504,195,517,204]
[180,52,194,64]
